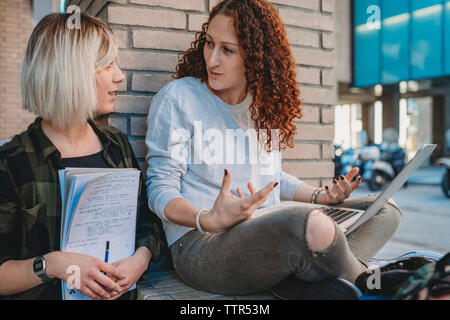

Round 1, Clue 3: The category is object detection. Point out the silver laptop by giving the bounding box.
[255,144,437,235]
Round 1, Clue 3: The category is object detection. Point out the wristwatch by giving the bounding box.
[33,256,50,282]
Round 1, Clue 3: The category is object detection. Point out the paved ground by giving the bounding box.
[352,167,450,259]
[406,165,446,185]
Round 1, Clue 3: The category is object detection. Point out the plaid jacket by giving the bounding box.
[0,117,166,299]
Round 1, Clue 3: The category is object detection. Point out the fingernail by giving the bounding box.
[325,186,329,190]
[273,182,279,188]
[333,179,337,184]
[224,169,228,176]
[358,176,362,180]
[339,176,344,180]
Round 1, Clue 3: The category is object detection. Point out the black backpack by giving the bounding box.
[393,252,450,300]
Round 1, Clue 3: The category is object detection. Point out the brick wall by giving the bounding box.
[68,0,337,186]
[0,0,36,141]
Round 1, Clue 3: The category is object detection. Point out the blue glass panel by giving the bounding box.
[410,0,444,79]
[445,0,450,75]
[381,0,410,84]
[354,0,381,87]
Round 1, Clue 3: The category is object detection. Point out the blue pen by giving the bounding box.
[104,241,110,263]
[102,241,110,277]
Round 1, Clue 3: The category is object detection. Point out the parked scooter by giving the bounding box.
[356,145,380,184]
[436,157,450,198]
[334,142,406,191]
[334,145,358,179]
[436,129,450,198]
[368,143,407,191]
[334,144,379,185]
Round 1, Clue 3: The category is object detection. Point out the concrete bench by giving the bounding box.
[137,256,276,300]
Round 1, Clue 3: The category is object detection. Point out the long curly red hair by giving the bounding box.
[175,0,302,152]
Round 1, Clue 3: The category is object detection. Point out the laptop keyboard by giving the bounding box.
[320,207,360,224]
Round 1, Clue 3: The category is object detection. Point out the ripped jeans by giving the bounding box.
[169,194,402,295]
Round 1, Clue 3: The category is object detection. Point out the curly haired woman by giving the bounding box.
[145,0,402,299]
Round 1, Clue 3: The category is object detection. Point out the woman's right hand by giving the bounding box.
[201,169,278,233]
[45,251,125,300]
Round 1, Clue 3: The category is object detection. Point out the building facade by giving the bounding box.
[0,0,338,186]
[335,0,450,163]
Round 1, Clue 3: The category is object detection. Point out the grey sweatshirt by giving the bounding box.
[145,76,304,246]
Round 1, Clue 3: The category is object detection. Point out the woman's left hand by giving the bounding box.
[107,247,151,300]
[318,167,362,205]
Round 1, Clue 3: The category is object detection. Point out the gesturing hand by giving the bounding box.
[319,167,362,205]
[201,169,278,233]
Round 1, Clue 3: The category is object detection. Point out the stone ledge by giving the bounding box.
[137,271,276,300]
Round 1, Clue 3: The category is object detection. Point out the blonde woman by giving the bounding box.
[0,13,165,300]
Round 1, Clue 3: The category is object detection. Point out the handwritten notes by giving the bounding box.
[59,168,140,300]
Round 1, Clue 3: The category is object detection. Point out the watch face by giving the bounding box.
[34,259,43,271]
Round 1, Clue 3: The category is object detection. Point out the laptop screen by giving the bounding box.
[345,144,437,235]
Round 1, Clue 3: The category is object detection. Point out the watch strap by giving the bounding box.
[33,256,50,282]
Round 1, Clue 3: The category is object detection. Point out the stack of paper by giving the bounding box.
[58,168,140,300]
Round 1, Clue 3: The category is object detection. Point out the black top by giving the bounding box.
[61,150,112,168]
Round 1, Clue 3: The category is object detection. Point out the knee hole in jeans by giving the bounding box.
[306,209,336,253]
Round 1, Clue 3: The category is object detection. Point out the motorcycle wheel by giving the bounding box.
[442,170,450,198]
[369,170,391,191]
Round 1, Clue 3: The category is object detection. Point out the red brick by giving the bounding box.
[321,69,335,87]
[0,0,34,140]
[108,6,186,29]
[293,48,335,68]
[131,73,174,93]
[321,107,335,124]
[209,0,220,11]
[297,67,321,85]
[282,143,320,160]
[300,86,336,105]
[322,32,335,49]
[114,95,153,114]
[282,161,334,179]
[271,0,320,10]
[108,116,128,134]
[112,28,128,49]
[286,27,320,47]
[279,8,334,31]
[322,0,335,13]
[118,50,178,72]
[130,0,205,12]
[130,117,148,136]
[296,124,334,141]
[298,105,320,123]
[133,30,193,51]
[188,13,209,31]
[322,143,335,159]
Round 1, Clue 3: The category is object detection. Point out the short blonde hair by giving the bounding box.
[21,13,118,129]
